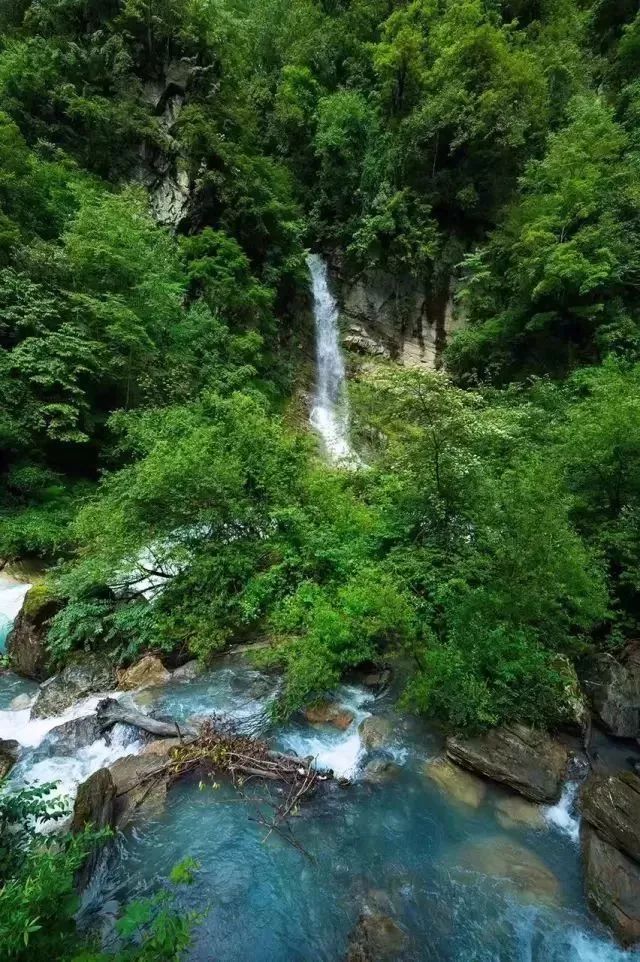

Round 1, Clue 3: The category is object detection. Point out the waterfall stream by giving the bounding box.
[0,578,637,960]
[308,253,357,464]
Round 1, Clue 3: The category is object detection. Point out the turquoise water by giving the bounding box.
[81,669,636,962]
[0,642,635,962]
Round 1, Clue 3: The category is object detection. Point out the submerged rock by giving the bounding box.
[580,772,640,863]
[424,757,487,809]
[0,738,20,779]
[9,692,33,710]
[31,654,116,718]
[446,724,567,803]
[581,824,640,946]
[362,754,401,783]
[117,655,171,691]
[359,716,393,750]
[493,793,545,831]
[6,584,58,680]
[455,837,561,907]
[304,701,355,730]
[581,647,640,739]
[345,913,407,961]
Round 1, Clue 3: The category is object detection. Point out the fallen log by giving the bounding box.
[96,697,197,740]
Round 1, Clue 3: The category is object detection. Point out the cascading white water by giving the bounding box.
[0,573,31,651]
[308,253,357,464]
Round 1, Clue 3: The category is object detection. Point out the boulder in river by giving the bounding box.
[71,767,117,886]
[171,659,203,682]
[37,715,102,756]
[345,913,407,961]
[31,653,117,718]
[0,738,20,779]
[446,724,567,803]
[362,753,401,783]
[304,700,355,730]
[109,743,176,826]
[117,654,171,691]
[581,824,640,946]
[579,771,640,945]
[6,584,58,680]
[580,647,640,739]
[580,772,640,863]
[72,767,116,834]
[424,757,487,809]
[358,716,393,750]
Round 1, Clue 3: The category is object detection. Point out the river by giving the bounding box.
[0,633,636,961]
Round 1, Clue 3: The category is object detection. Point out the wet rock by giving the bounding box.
[424,757,487,809]
[172,660,203,682]
[446,724,567,803]
[493,793,545,831]
[455,838,560,907]
[581,647,640,739]
[31,654,116,718]
[345,913,407,961]
[362,754,401,783]
[304,701,355,730]
[582,824,640,946]
[38,715,101,756]
[333,253,465,372]
[71,767,116,886]
[359,716,393,750]
[361,668,391,689]
[6,584,58,680]
[580,772,640,864]
[71,768,116,834]
[117,655,171,691]
[141,737,182,756]
[109,744,175,827]
[0,738,20,779]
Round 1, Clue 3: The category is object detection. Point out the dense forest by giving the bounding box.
[1,1,640,952]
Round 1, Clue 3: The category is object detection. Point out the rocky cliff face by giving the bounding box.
[133,58,201,229]
[330,259,465,371]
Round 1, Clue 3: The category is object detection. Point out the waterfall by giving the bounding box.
[0,574,31,651]
[308,253,357,464]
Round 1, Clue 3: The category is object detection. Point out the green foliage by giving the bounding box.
[0,783,199,962]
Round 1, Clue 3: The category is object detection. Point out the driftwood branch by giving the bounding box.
[96,698,198,739]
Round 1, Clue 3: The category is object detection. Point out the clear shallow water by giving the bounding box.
[0,649,635,961]
[92,667,636,962]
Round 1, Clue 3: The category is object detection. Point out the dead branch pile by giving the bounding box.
[170,718,324,794]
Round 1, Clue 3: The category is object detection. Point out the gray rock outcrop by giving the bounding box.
[6,585,58,680]
[580,647,640,739]
[332,258,465,372]
[446,724,567,803]
[580,772,640,946]
[31,654,117,718]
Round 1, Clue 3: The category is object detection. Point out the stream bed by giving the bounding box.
[0,651,637,962]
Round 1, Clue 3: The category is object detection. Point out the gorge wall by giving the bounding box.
[329,256,466,371]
